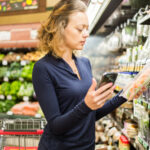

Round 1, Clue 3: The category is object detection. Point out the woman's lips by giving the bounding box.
[80,41,85,45]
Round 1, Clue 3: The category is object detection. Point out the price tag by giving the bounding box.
[35,114,41,118]
[3,77,9,82]
[2,60,8,66]
[0,95,5,100]
[21,60,27,66]
[23,96,29,102]
[19,77,24,81]
[7,95,12,100]
[16,55,21,61]
[7,111,13,115]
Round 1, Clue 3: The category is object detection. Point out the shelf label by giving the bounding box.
[3,77,9,82]
[0,95,5,100]
[23,96,29,102]
[21,60,27,66]
[19,77,24,82]
[2,60,8,66]
[16,55,21,61]
[143,140,148,149]
[7,95,12,100]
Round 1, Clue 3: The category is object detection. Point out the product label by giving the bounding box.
[0,95,5,100]
[19,77,24,81]
[2,60,8,66]
[23,96,29,101]
[3,77,9,82]
[16,56,21,60]
[20,60,27,66]
[7,95,12,100]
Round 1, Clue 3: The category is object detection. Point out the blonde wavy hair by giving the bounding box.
[38,0,87,57]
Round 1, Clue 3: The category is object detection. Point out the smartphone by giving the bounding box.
[98,72,118,88]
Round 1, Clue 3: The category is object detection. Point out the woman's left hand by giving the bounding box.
[128,86,147,100]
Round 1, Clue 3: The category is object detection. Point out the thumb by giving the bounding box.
[89,78,97,91]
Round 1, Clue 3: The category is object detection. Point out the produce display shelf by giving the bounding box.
[138,14,150,25]
[0,113,38,119]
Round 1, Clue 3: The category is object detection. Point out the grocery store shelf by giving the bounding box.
[123,108,138,123]
[89,0,123,35]
[138,14,150,25]
[108,114,139,149]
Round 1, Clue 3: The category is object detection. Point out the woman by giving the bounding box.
[32,0,143,149]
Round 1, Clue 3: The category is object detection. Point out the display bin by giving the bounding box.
[0,118,46,150]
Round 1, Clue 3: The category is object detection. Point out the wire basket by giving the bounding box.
[0,118,46,131]
[0,118,46,150]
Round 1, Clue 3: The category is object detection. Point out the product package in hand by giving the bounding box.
[120,63,150,100]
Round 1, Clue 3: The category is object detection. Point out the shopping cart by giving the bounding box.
[0,118,47,150]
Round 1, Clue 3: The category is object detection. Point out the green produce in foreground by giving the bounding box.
[0,100,15,113]
[10,81,22,95]
[21,62,35,80]
[1,82,11,96]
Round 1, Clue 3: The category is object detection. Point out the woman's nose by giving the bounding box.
[82,29,89,38]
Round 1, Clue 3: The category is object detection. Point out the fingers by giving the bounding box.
[130,86,147,100]
[95,83,113,96]
[97,93,112,106]
[94,86,114,102]
[88,78,97,92]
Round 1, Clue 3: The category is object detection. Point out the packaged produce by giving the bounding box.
[119,135,130,150]
[120,63,150,100]
[124,120,138,138]
[138,104,149,144]
[11,102,40,116]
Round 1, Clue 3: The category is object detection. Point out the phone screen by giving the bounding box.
[98,72,118,88]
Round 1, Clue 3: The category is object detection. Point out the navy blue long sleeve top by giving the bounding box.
[32,52,127,150]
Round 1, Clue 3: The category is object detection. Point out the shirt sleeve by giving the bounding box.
[32,62,92,135]
[95,93,127,121]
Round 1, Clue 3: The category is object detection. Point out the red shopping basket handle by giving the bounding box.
[4,147,38,150]
[0,129,43,135]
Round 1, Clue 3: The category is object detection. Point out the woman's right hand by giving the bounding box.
[84,78,115,110]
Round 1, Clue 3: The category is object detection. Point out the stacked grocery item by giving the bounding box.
[95,117,122,149]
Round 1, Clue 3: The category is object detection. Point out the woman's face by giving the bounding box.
[62,11,89,51]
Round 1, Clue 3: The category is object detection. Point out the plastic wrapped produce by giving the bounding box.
[121,63,150,100]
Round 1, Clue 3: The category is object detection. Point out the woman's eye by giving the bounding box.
[77,28,83,32]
